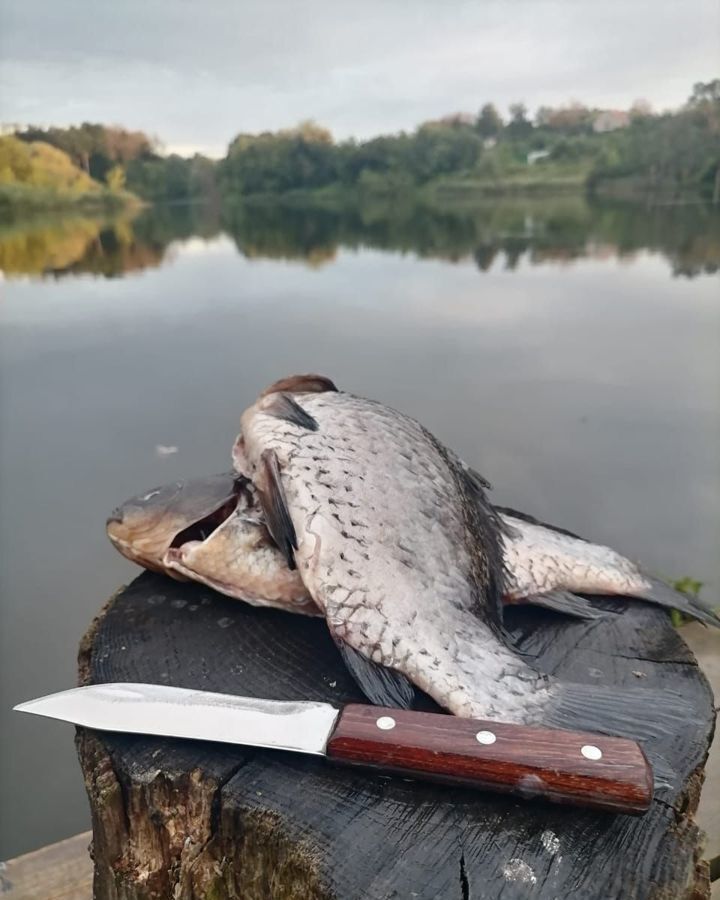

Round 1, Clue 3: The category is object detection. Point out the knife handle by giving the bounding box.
[326,704,653,815]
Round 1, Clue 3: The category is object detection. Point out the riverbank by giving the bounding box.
[0,183,141,218]
[220,164,714,211]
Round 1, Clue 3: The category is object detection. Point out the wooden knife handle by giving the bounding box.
[326,704,653,815]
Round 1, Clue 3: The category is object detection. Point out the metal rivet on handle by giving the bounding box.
[476,730,497,745]
[581,744,602,760]
[376,716,396,730]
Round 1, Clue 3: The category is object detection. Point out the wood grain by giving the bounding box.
[75,572,714,899]
[327,704,653,813]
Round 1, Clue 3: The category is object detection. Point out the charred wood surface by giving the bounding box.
[77,572,714,899]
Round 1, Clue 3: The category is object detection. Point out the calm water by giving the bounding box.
[1,196,719,857]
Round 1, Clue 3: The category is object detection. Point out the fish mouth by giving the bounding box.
[165,493,242,553]
[106,525,168,574]
[107,538,171,576]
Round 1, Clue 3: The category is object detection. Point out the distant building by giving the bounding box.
[482,137,498,150]
[593,110,630,133]
[527,149,550,165]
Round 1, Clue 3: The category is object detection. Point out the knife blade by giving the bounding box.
[14,683,653,814]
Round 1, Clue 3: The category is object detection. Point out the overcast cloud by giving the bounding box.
[1,0,717,156]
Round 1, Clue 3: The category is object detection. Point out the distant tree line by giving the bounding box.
[220,82,719,200]
[10,79,719,202]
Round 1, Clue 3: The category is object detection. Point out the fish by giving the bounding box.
[107,474,719,627]
[499,509,720,627]
[232,374,703,781]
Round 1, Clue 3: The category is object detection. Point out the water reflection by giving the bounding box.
[0,213,164,278]
[1,195,719,279]
[0,204,222,279]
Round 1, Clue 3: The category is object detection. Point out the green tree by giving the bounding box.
[689,80,720,106]
[408,123,481,181]
[223,122,338,194]
[506,102,533,140]
[475,103,503,139]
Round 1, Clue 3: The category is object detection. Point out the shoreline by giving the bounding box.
[0,183,143,218]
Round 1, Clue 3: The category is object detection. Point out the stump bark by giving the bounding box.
[77,572,715,899]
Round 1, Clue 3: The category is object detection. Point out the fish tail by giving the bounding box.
[546,681,708,795]
[638,575,720,629]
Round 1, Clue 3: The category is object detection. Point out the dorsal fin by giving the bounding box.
[495,506,584,541]
[263,393,319,431]
[458,464,508,631]
[261,374,338,396]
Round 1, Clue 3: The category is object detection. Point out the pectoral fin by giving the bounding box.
[334,639,417,709]
[256,449,298,570]
[263,393,319,431]
[513,590,609,620]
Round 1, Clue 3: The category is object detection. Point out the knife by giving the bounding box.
[14,682,653,814]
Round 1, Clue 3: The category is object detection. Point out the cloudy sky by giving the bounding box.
[1,0,717,157]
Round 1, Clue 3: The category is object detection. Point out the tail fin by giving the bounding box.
[639,576,720,629]
[546,681,709,797]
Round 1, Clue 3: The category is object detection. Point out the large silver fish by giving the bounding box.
[107,478,718,626]
[231,374,702,753]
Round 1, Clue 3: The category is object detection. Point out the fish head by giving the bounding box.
[107,472,317,615]
[106,473,242,575]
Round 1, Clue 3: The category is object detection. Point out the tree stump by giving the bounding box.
[77,572,715,899]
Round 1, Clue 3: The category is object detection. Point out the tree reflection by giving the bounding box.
[1,196,718,279]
